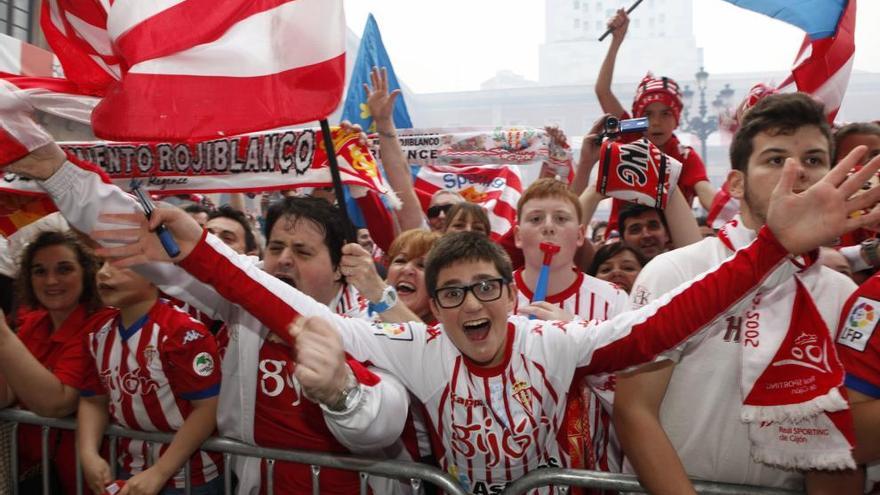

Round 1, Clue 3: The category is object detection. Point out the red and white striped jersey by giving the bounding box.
[178,226,798,494]
[331,282,370,319]
[80,300,221,488]
[512,268,628,321]
[513,268,628,478]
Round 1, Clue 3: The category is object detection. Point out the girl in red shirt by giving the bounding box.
[1,230,111,493]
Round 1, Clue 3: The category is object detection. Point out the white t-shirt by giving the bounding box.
[627,232,857,489]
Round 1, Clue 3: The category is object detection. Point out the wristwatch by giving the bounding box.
[368,285,399,314]
[862,238,880,267]
[326,371,362,412]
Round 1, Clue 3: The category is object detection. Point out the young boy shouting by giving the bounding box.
[77,261,222,495]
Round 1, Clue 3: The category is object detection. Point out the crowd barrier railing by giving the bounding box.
[0,408,467,495]
[502,468,803,494]
[0,409,807,495]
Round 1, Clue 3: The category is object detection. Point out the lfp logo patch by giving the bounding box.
[838,298,879,352]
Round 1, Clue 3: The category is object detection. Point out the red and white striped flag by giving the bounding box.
[776,0,856,121]
[42,0,346,141]
[0,33,59,78]
[413,164,522,240]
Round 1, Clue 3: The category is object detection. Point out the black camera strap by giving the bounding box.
[599,141,613,195]
[656,151,668,208]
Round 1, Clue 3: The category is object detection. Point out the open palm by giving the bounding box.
[364,66,400,123]
[768,147,880,254]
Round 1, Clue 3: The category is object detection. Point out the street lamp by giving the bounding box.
[679,66,735,160]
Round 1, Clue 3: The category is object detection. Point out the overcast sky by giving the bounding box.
[344,0,880,94]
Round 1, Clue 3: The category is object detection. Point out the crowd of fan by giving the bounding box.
[2,8,880,495]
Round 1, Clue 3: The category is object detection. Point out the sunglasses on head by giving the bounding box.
[427,204,454,219]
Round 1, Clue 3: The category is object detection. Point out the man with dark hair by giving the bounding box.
[183,203,211,227]
[617,203,671,260]
[615,92,866,493]
[206,205,258,256]
[261,196,360,311]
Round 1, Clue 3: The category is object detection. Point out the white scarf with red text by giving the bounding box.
[718,219,856,470]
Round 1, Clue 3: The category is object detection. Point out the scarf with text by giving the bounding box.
[718,218,855,470]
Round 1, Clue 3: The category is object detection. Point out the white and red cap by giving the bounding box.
[631,72,683,124]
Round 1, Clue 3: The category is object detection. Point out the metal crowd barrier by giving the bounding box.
[0,408,466,495]
[0,409,807,495]
[502,468,803,494]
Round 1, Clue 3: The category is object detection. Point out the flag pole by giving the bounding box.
[598,0,643,41]
[319,119,355,241]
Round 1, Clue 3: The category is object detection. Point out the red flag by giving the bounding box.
[777,0,856,121]
[41,0,346,141]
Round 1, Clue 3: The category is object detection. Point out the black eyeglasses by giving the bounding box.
[434,278,507,309]
[427,204,453,219]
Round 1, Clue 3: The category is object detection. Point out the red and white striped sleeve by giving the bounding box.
[572,227,797,375]
[178,232,440,398]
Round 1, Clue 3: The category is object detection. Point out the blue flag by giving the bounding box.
[723,0,848,40]
[341,14,413,131]
[340,14,412,230]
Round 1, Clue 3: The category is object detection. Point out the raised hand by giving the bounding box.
[607,8,630,45]
[339,243,386,303]
[289,316,351,408]
[90,206,204,267]
[364,66,401,125]
[580,114,614,168]
[767,147,880,254]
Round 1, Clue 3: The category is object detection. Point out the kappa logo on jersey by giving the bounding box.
[550,321,568,334]
[182,329,204,345]
[450,391,484,408]
[373,322,413,341]
[426,326,442,343]
[192,352,215,377]
[772,332,832,373]
[838,298,878,352]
